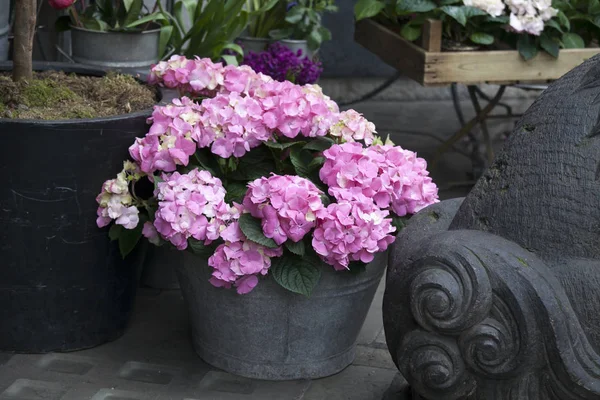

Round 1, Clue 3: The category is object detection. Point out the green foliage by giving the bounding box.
[246,0,288,38]
[108,216,146,259]
[285,240,306,256]
[271,251,322,296]
[238,213,279,249]
[273,0,338,51]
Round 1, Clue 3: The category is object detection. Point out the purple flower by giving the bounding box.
[242,42,323,85]
[287,1,298,11]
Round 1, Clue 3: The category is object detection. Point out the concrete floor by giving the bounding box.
[0,82,540,400]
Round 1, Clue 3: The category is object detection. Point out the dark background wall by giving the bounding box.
[320,0,395,78]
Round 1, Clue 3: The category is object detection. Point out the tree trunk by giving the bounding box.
[13,0,37,81]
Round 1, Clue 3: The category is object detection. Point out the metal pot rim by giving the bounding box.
[70,24,161,35]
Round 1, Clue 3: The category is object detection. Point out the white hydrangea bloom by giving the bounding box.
[462,0,506,17]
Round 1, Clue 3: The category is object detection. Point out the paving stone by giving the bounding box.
[90,388,154,400]
[176,379,310,400]
[198,371,256,395]
[0,354,13,367]
[0,379,67,400]
[117,362,181,385]
[303,366,398,400]
[36,354,94,376]
[373,328,387,349]
[353,346,396,370]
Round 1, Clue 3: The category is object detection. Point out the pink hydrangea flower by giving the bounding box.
[208,221,283,294]
[255,81,338,139]
[149,56,225,96]
[96,161,143,229]
[312,197,396,270]
[198,92,271,158]
[129,97,205,174]
[153,169,231,250]
[222,65,273,96]
[319,142,439,217]
[243,175,324,245]
[142,221,160,245]
[330,109,377,145]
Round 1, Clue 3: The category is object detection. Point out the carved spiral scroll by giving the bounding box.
[409,251,493,335]
[398,331,476,400]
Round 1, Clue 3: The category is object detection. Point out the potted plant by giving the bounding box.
[237,0,337,59]
[52,0,169,69]
[97,55,439,379]
[0,0,159,352]
[354,0,577,60]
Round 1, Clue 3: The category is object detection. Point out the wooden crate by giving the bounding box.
[355,18,600,86]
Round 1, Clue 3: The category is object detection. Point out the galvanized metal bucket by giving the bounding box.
[71,26,160,69]
[176,250,386,380]
[0,0,9,61]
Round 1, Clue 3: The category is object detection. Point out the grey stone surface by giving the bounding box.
[384,55,600,400]
[303,366,399,400]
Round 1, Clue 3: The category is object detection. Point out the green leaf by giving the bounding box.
[319,26,332,42]
[125,12,168,28]
[269,28,294,40]
[463,6,488,18]
[285,6,305,23]
[540,33,560,58]
[109,224,123,241]
[544,19,563,32]
[517,34,538,61]
[224,181,248,203]
[118,219,144,258]
[308,156,325,172]
[303,137,334,152]
[485,15,509,24]
[558,10,570,30]
[440,6,467,26]
[469,32,494,45]
[55,15,72,32]
[290,147,311,177]
[238,213,279,249]
[153,175,163,191]
[285,240,305,256]
[193,148,221,178]
[122,0,134,12]
[400,23,422,41]
[590,0,600,15]
[308,29,323,51]
[188,238,214,257]
[264,140,306,150]
[396,0,437,14]
[270,254,322,296]
[123,0,143,27]
[354,0,386,21]
[438,0,461,4]
[158,25,173,58]
[391,215,410,233]
[222,55,239,66]
[223,42,244,57]
[562,32,585,48]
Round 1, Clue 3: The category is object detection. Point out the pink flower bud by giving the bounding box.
[48,0,75,10]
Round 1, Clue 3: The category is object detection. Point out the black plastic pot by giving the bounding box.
[0,62,158,352]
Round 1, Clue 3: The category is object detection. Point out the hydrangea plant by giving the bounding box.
[97,55,439,296]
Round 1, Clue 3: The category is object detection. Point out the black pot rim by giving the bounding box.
[0,61,161,124]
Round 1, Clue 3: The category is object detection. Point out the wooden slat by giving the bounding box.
[355,18,600,87]
[421,19,442,52]
[423,48,600,85]
[354,18,426,85]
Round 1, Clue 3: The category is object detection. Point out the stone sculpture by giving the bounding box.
[384,55,600,399]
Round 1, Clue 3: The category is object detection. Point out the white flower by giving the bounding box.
[510,13,545,35]
[463,0,505,17]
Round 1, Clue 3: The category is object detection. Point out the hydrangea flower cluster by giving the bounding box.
[255,80,339,138]
[208,221,283,294]
[96,161,144,229]
[313,197,396,270]
[129,97,203,174]
[242,42,323,85]
[153,169,232,250]
[243,175,324,245]
[462,0,557,36]
[198,91,271,158]
[149,55,225,96]
[505,0,557,36]
[319,142,439,217]
[330,110,377,145]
